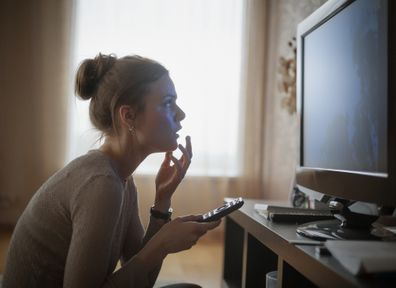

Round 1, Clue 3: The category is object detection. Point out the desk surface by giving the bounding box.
[226,199,395,288]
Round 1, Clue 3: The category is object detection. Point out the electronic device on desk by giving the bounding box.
[295,0,396,241]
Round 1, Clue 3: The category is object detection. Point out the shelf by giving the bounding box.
[222,199,395,288]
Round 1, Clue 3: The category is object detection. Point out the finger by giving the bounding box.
[160,152,172,167]
[170,155,183,175]
[200,220,221,231]
[178,144,191,168]
[185,135,192,158]
[194,220,220,237]
[179,215,202,222]
[178,144,190,160]
[207,220,221,229]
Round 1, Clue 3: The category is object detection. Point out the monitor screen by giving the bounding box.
[303,0,387,174]
[296,0,396,206]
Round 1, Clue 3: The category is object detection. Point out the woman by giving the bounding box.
[3,54,220,287]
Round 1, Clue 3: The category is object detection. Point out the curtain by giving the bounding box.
[0,0,271,227]
[0,0,74,225]
[136,0,271,227]
[68,0,268,228]
[160,0,328,223]
[0,0,328,230]
[68,0,244,178]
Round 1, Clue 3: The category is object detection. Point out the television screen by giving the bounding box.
[302,0,387,174]
[296,0,396,207]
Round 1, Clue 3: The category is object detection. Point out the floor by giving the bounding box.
[0,228,224,288]
[155,233,224,288]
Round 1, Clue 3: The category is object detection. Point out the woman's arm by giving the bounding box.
[140,216,171,285]
[115,216,220,287]
[142,137,194,283]
[64,174,168,288]
[137,136,193,250]
[120,137,196,285]
[64,175,124,288]
[120,180,175,285]
[120,214,169,286]
[120,180,167,286]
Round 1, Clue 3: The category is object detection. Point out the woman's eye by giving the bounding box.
[164,100,174,107]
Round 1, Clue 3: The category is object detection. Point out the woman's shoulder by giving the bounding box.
[64,150,120,179]
[67,149,111,168]
[65,151,125,211]
[44,150,124,200]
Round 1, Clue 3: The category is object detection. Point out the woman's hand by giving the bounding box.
[135,215,220,275]
[158,215,220,254]
[154,136,192,211]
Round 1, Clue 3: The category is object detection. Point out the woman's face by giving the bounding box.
[134,74,185,153]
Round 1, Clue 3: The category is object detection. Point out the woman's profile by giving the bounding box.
[3,53,220,287]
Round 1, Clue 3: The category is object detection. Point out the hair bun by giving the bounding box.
[75,53,117,100]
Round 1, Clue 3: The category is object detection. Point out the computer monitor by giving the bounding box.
[295,0,396,239]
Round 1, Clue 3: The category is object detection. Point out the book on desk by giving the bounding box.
[254,203,335,223]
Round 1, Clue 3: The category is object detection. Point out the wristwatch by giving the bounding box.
[150,206,173,221]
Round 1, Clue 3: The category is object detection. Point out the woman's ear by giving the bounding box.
[119,105,136,131]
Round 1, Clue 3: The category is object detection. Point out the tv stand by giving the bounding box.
[222,199,394,287]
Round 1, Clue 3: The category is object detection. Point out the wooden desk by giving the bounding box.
[222,199,395,287]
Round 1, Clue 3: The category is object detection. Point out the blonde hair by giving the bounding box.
[75,53,168,134]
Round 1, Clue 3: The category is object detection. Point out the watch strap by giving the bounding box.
[150,206,173,221]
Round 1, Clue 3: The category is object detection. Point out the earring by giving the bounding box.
[128,126,134,133]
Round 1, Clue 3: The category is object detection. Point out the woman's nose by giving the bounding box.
[176,105,186,121]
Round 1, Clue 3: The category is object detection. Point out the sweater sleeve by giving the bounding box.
[64,174,151,288]
[120,180,165,287]
[64,174,122,288]
[120,180,145,265]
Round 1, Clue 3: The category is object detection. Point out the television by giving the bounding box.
[295,0,396,240]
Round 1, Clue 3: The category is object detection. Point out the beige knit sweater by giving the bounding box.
[3,150,152,287]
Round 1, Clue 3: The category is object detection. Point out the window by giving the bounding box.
[67,0,244,176]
